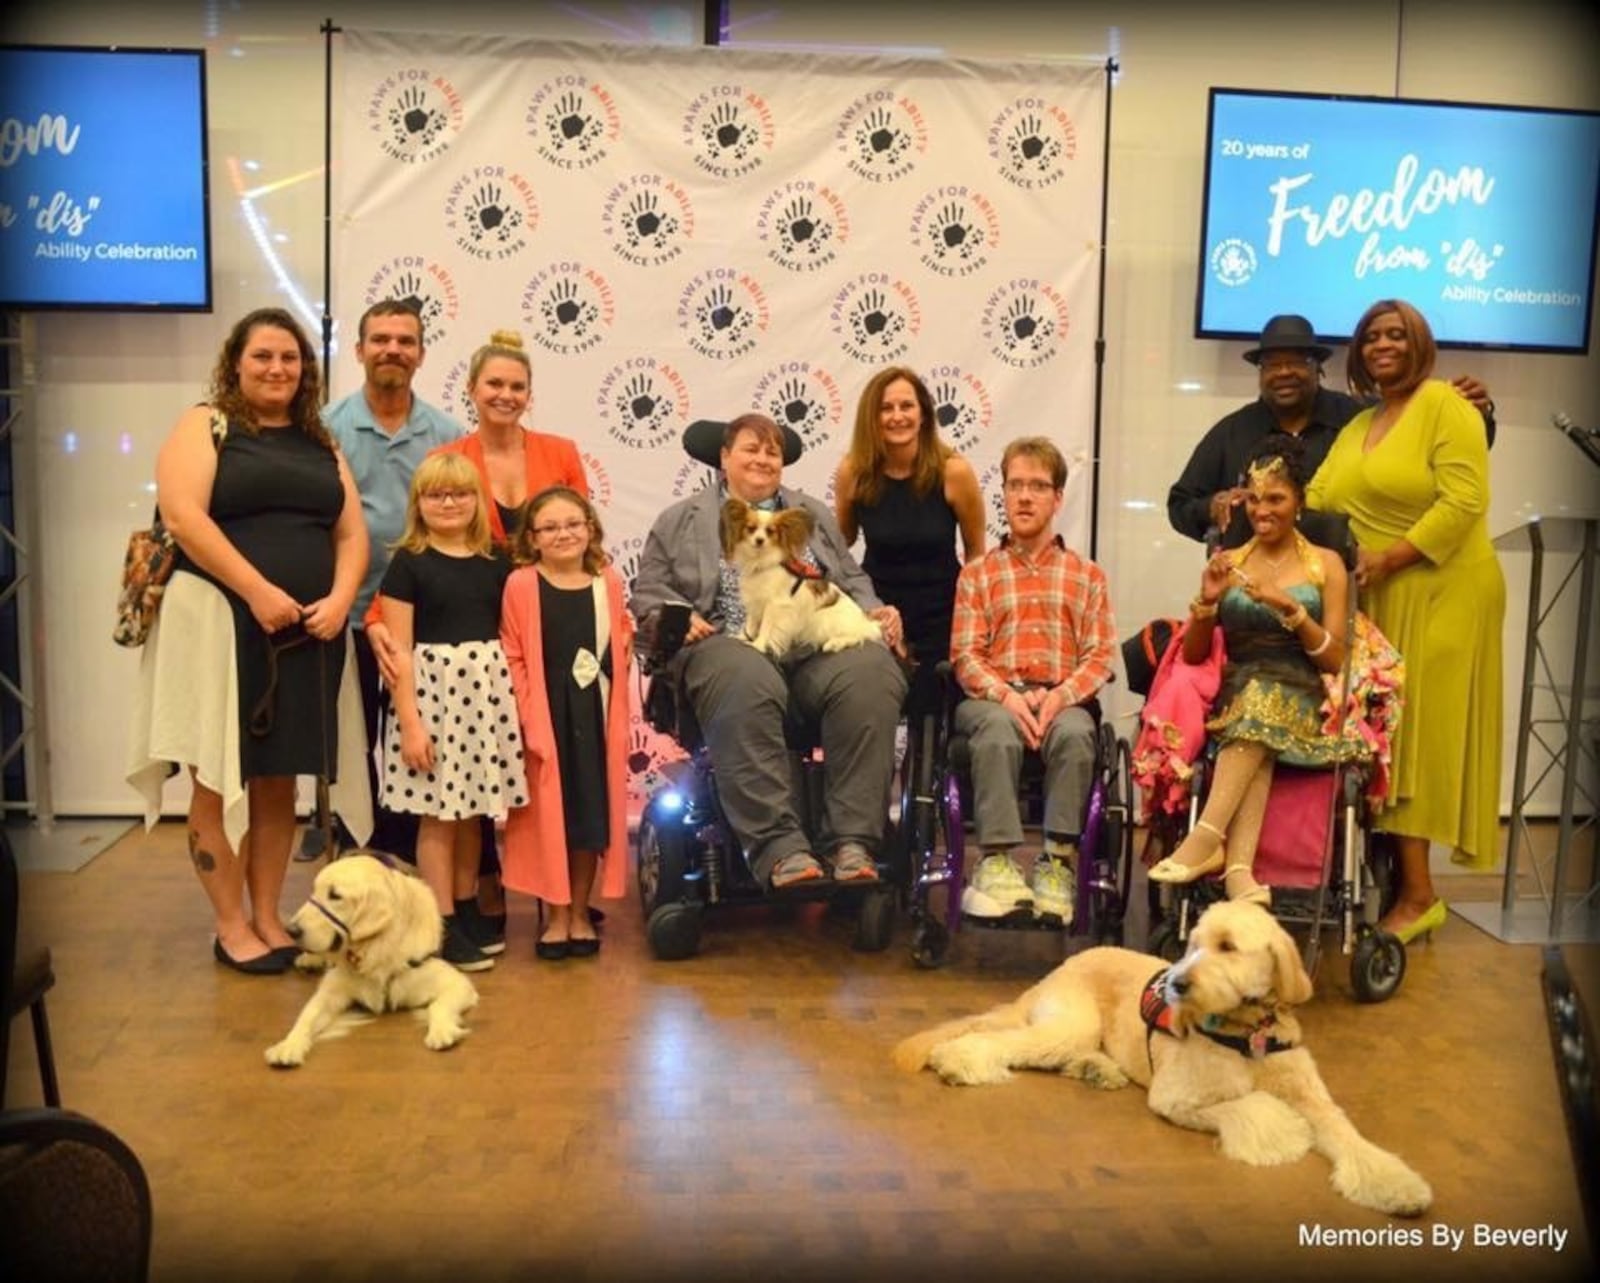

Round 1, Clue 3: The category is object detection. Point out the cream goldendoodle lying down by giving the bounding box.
[266,853,478,1068]
[893,900,1430,1216]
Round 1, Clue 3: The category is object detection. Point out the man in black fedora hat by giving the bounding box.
[1166,313,1495,543]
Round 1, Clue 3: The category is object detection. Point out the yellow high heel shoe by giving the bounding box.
[1387,898,1447,946]
[1148,820,1227,884]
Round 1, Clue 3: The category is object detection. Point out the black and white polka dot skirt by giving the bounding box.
[381,640,530,821]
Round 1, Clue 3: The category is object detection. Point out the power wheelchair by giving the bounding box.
[632,601,903,960]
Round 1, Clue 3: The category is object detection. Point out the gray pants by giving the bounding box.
[679,634,907,881]
[953,698,1096,850]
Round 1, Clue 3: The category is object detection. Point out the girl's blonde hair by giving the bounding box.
[509,486,609,575]
[394,453,493,556]
[467,328,532,389]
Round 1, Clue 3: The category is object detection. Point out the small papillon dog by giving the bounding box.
[720,497,883,657]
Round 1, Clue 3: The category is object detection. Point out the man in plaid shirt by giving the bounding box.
[950,436,1116,924]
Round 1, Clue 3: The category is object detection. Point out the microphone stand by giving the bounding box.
[1553,412,1600,470]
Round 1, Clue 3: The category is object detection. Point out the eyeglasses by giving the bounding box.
[1003,479,1057,496]
[532,519,589,537]
[1258,355,1316,374]
[420,489,476,504]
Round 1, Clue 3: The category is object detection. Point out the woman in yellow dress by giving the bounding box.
[1307,299,1504,944]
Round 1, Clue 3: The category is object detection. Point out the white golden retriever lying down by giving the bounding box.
[266,853,478,1068]
[893,900,1431,1216]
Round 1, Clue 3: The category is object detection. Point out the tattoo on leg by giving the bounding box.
[188,830,217,873]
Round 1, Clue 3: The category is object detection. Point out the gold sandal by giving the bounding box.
[1148,821,1227,884]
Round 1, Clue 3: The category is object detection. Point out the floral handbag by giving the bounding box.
[111,409,228,648]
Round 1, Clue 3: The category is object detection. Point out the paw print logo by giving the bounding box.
[388,86,448,151]
[1006,115,1063,171]
[849,289,906,349]
[623,192,679,250]
[931,379,979,452]
[768,377,828,445]
[1003,295,1055,354]
[929,202,985,263]
[855,107,910,168]
[777,196,832,258]
[544,91,604,154]
[696,284,751,346]
[615,372,672,439]
[701,103,753,159]
[390,272,443,333]
[626,722,681,805]
[464,184,523,247]
[539,278,599,339]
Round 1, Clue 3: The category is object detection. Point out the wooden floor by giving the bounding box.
[7,821,1598,1283]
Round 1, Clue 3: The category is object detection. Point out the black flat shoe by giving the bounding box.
[535,938,570,961]
[214,938,291,975]
[567,937,600,958]
[268,946,304,969]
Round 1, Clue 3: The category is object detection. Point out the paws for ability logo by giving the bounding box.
[602,174,694,267]
[521,262,615,356]
[923,364,994,453]
[579,450,613,510]
[368,70,463,164]
[836,91,928,183]
[443,165,537,261]
[1210,238,1257,287]
[989,97,1077,189]
[435,358,476,428]
[597,358,691,451]
[910,185,1000,277]
[364,256,460,347]
[682,85,775,179]
[751,362,844,453]
[831,273,922,366]
[756,180,849,272]
[983,278,1068,368]
[678,269,769,361]
[525,75,620,170]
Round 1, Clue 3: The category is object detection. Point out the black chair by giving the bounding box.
[2,828,60,1107]
[1542,946,1599,1252]
[0,1106,153,1282]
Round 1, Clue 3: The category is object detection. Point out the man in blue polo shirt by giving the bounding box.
[326,299,464,860]
[1166,313,1495,544]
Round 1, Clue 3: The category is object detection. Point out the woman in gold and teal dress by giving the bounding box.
[1149,433,1366,905]
[1307,299,1503,945]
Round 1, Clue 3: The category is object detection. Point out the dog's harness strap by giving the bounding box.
[1198,1014,1294,1060]
[308,897,352,939]
[1140,967,1292,1065]
[784,557,826,594]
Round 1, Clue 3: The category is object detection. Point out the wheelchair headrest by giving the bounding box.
[1122,617,1181,698]
[1217,508,1355,569]
[683,418,804,468]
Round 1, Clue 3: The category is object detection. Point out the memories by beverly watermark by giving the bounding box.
[1298,1222,1571,1253]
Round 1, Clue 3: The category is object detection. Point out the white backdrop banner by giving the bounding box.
[335,30,1107,805]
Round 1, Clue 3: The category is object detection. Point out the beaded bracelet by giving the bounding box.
[1279,604,1309,631]
[1190,596,1219,620]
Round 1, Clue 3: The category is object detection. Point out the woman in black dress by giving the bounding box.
[129,309,368,973]
[834,365,986,713]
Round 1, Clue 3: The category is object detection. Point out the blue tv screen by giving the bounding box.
[1196,88,1600,354]
[0,45,213,311]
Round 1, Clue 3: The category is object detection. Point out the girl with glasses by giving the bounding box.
[500,486,634,960]
[378,453,530,972]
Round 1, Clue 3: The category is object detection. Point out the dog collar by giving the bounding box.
[1140,967,1294,1062]
[783,557,826,592]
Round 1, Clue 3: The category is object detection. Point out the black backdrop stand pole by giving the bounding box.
[1088,57,1117,562]
[704,0,728,46]
[299,15,342,864]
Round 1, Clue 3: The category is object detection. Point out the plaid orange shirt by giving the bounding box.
[951,534,1116,706]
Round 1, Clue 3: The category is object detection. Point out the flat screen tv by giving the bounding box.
[1196,88,1600,354]
[0,44,212,311]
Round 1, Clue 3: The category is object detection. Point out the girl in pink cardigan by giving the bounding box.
[500,487,634,960]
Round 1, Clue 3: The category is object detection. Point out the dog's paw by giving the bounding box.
[928,1036,1013,1086]
[1064,1053,1129,1090]
[424,1021,467,1051]
[264,1037,308,1068]
[1333,1149,1433,1216]
[293,952,330,973]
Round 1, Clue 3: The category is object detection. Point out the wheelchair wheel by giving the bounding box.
[1088,724,1135,945]
[646,902,704,961]
[1351,929,1406,1003]
[910,917,951,969]
[853,886,896,952]
[1147,916,1184,962]
[636,799,693,919]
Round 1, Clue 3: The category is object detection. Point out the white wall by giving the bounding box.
[8,0,1599,821]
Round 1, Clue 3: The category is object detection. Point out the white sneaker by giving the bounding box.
[961,853,1033,919]
[1030,854,1075,926]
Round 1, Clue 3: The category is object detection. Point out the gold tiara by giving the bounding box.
[1246,456,1290,492]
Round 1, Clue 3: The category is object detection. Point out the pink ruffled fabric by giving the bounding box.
[1132,622,1225,820]
[1320,611,1405,808]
